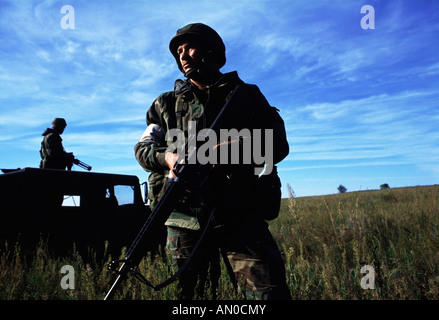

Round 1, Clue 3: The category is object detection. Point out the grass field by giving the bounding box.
[1,184,438,300]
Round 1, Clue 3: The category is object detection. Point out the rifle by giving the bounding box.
[66,153,92,171]
[104,85,246,300]
[72,158,92,171]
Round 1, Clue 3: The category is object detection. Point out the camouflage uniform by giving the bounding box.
[40,118,72,170]
[134,23,291,300]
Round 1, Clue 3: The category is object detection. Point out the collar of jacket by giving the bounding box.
[173,71,241,97]
[42,128,56,136]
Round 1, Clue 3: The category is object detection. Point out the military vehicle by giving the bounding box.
[0,167,164,260]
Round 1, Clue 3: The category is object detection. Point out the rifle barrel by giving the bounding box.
[104,270,126,300]
[74,159,92,171]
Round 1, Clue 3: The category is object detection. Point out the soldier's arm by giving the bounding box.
[134,97,169,173]
[46,134,66,159]
[249,85,289,164]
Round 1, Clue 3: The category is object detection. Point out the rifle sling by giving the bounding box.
[126,206,215,292]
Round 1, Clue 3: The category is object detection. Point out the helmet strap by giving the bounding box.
[183,50,213,81]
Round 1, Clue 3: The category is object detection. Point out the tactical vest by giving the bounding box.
[147,81,287,222]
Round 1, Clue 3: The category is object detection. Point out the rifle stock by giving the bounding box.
[104,85,245,300]
[104,175,187,300]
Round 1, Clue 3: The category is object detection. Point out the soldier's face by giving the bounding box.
[177,41,203,74]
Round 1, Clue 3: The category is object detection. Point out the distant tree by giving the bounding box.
[337,185,347,193]
[380,183,390,190]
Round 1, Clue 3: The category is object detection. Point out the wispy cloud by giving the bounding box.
[1,0,439,196]
[284,89,439,174]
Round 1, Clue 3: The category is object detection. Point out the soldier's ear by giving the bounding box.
[201,50,220,70]
[202,49,214,63]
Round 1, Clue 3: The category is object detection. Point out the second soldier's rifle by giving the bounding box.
[67,153,92,171]
[72,158,92,171]
[104,85,247,300]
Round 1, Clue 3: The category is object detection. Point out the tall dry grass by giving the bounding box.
[270,184,439,299]
[1,185,438,299]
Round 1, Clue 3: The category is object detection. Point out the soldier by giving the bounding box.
[40,118,74,170]
[135,23,291,300]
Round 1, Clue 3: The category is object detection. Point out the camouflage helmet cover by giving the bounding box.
[169,23,226,72]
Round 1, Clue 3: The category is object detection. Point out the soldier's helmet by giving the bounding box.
[169,23,226,72]
[51,118,67,131]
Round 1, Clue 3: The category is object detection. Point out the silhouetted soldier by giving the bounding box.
[40,118,74,170]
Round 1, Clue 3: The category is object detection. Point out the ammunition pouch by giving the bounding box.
[253,166,282,221]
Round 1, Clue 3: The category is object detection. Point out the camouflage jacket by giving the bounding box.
[134,71,289,230]
[40,129,69,170]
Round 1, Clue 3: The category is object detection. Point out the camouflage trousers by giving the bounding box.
[166,216,292,300]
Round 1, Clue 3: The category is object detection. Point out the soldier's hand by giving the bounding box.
[66,152,74,161]
[165,152,179,178]
[212,139,240,151]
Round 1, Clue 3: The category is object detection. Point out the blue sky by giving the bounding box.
[1,0,438,197]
